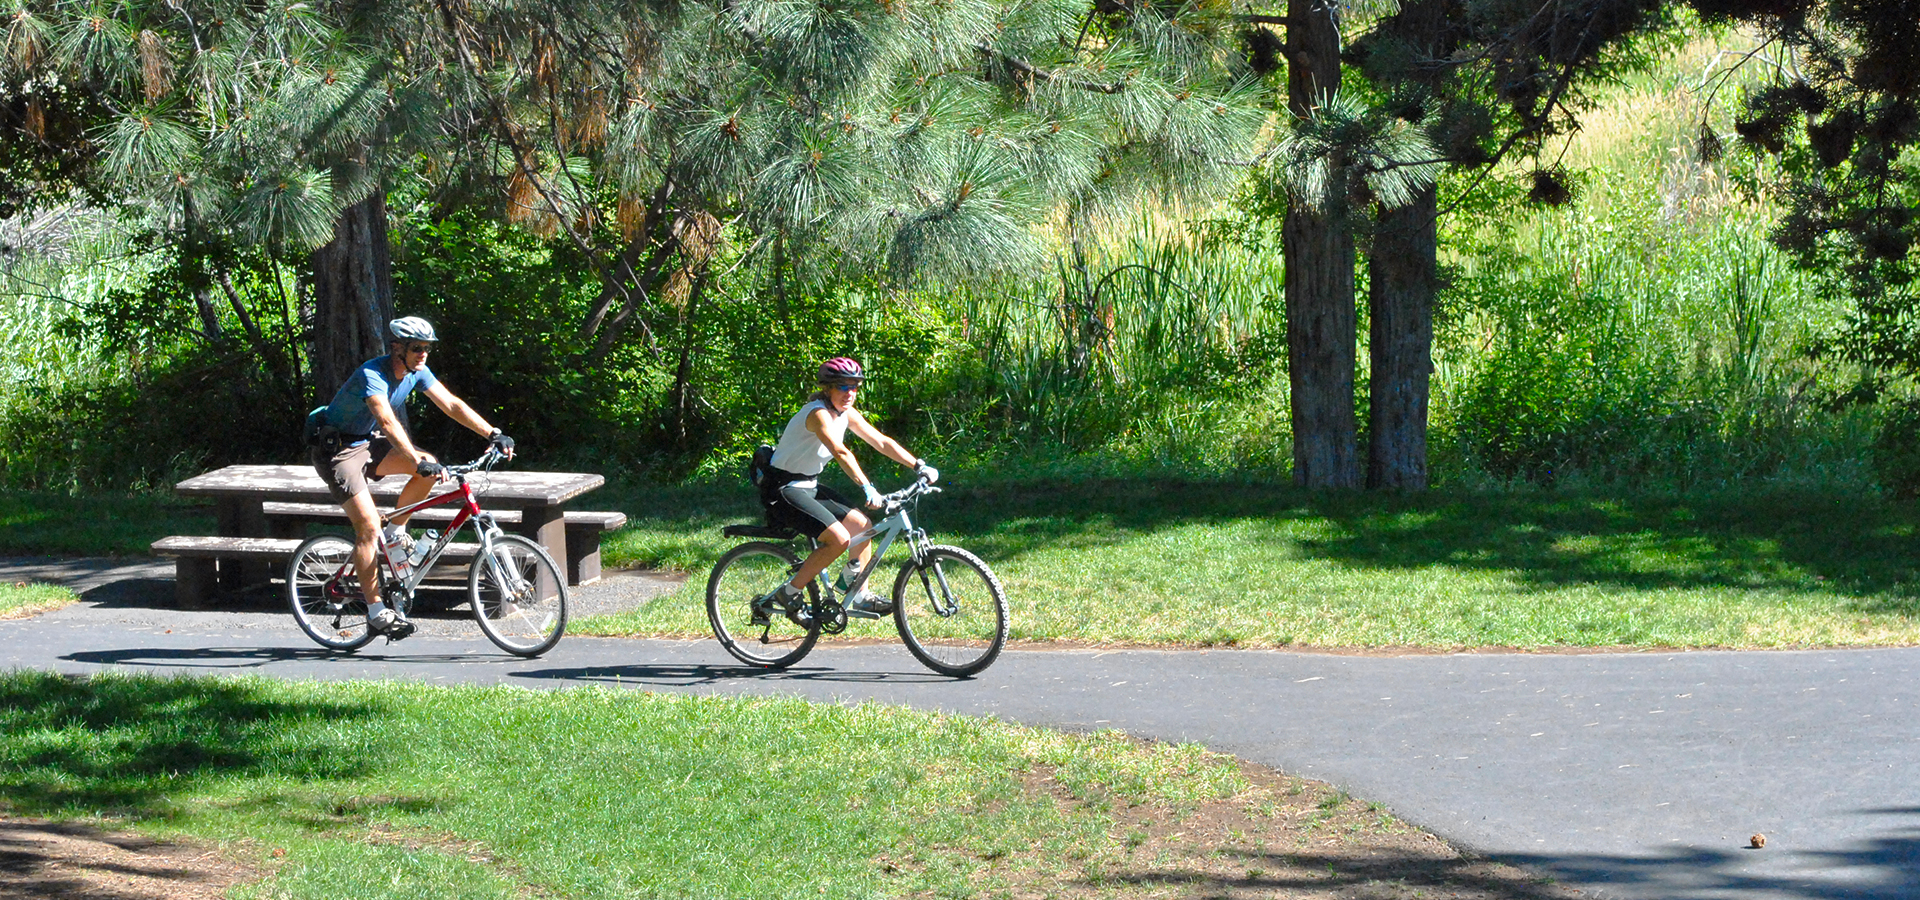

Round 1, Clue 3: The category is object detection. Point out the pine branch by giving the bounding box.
[972,43,1126,95]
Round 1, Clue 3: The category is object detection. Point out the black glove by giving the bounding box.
[489,430,515,454]
[416,459,444,478]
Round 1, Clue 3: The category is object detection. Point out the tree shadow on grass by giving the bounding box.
[0,671,377,818]
[920,478,1920,611]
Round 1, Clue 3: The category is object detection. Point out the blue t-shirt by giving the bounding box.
[324,356,440,442]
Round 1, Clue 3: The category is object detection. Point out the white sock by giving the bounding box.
[368,602,388,618]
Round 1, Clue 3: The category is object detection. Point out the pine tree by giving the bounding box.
[1688,0,1920,385]
[1264,0,1677,489]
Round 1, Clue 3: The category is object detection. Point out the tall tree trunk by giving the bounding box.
[308,191,394,400]
[1284,0,1359,488]
[1367,185,1437,490]
[1364,0,1454,491]
[670,275,709,452]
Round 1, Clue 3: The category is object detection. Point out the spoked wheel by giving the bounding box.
[468,533,569,657]
[288,534,374,652]
[892,545,1008,677]
[707,541,819,669]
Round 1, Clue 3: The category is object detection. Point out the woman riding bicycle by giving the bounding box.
[754,357,937,623]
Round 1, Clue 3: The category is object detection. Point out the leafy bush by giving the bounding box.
[1872,399,1920,499]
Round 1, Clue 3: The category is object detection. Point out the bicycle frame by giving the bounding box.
[803,483,935,604]
[380,482,503,597]
[318,458,511,603]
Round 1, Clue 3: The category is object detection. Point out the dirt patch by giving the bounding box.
[0,817,259,900]
[975,758,1584,899]
[0,600,72,621]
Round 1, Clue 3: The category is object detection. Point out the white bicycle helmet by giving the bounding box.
[389,316,438,343]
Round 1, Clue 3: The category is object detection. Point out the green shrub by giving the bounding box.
[1872,398,1920,498]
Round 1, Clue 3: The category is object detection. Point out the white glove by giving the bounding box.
[861,482,885,507]
[914,460,939,484]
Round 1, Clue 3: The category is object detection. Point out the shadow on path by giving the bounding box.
[1503,808,1920,899]
[512,662,960,686]
[63,647,505,667]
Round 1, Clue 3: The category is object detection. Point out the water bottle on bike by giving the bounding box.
[381,525,414,581]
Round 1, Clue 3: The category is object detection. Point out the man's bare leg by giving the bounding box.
[344,452,437,608]
[342,491,385,606]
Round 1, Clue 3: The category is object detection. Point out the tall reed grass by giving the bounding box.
[1430,26,1871,490]
[928,216,1292,473]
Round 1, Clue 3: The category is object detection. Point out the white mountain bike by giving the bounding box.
[707,477,1009,677]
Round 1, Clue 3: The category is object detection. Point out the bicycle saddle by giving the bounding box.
[723,523,801,540]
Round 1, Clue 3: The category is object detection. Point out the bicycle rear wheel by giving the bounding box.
[468,533,569,657]
[892,545,1008,677]
[707,541,819,669]
[288,534,374,652]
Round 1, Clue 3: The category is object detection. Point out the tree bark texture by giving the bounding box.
[1367,185,1437,490]
[308,191,394,400]
[1284,0,1359,488]
[1363,0,1454,491]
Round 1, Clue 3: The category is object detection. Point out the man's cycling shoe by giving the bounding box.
[370,608,416,640]
[845,589,893,619]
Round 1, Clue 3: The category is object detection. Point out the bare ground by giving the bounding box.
[0,818,257,900]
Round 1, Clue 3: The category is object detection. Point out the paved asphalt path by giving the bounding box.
[3,558,1917,900]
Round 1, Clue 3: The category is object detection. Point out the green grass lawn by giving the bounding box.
[7,474,1917,648]
[0,671,1253,899]
[0,490,214,556]
[0,581,75,618]
[579,475,1920,648]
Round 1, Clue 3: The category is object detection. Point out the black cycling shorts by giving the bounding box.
[762,475,858,538]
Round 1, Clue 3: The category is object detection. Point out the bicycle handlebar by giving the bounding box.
[879,476,940,513]
[442,447,507,479]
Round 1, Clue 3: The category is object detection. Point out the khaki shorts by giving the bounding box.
[310,438,393,503]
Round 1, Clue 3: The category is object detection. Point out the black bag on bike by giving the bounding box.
[748,444,775,487]
[304,406,347,454]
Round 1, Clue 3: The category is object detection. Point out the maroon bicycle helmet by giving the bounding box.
[818,357,865,383]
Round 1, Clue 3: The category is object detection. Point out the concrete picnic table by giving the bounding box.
[172,464,606,592]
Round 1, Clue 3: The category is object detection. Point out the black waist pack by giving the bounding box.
[748,444,774,487]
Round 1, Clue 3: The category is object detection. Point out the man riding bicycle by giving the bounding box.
[305,316,514,639]
[754,357,937,624]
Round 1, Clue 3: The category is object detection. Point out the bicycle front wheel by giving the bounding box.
[707,541,819,669]
[892,545,1008,677]
[468,533,569,657]
[288,534,374,652]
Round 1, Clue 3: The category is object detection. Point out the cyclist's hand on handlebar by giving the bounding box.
[489,429,515,459]
[861,482,885,509]
[416,459,445,479]
[914,459,939,484]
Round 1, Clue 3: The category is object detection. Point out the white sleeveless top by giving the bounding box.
[770,399,849,476]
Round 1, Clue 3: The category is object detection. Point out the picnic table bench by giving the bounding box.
[153,464,619,607]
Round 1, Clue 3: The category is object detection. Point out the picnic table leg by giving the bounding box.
[513,506,572,589]
[564,521,603,585]
[214,497,271,591]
